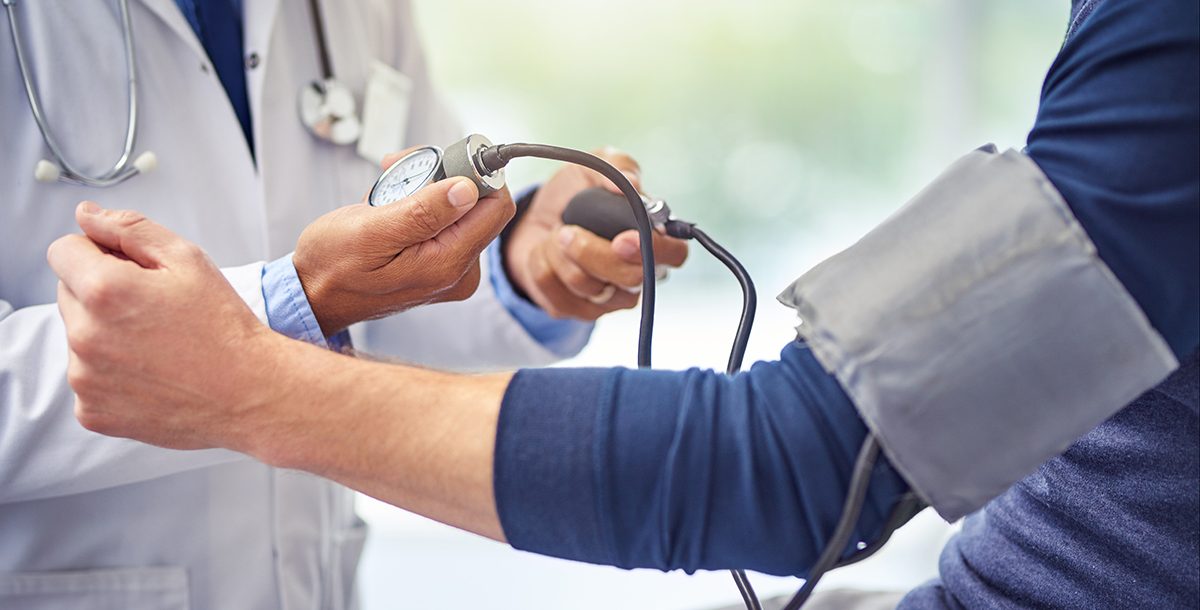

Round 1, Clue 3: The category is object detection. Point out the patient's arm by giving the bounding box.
[47,203,906,570]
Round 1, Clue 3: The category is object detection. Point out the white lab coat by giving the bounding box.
[0,1,563,608]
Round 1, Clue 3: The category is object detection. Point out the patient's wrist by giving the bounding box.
[228,333,335,467]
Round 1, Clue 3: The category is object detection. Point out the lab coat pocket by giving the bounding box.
[0,566,189,610]
[332,516,368,610]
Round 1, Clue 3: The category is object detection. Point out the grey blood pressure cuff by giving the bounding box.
[778,146,1178,521]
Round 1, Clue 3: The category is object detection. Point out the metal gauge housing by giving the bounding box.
[368,146,446,207]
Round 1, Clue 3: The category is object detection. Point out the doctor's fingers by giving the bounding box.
[374,177,480,243]
[590,147,643,194]
[557,227,686,289]
[542,238,638,308]
[73,202,191,269]
[611,229,689,267]
[523,249,625,321]
[430,187,517,260]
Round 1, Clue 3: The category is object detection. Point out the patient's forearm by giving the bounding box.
[242,337,910,576]
[247,341,512,540]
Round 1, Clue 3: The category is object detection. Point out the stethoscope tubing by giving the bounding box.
[306,0,334,81]
[5,0,143,187]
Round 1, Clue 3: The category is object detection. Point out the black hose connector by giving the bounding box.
[664,219,696,240]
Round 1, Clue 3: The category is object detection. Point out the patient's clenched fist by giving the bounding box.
[47,202,281,451]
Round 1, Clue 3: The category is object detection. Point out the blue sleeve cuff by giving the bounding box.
[487,240,593,358]
[261,254,351,350]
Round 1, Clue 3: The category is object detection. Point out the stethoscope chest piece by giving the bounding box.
[299,79,362,145]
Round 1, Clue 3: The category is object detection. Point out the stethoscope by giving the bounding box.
[296,0,362,145]
[3,0,358,188]
[5,0,156,186]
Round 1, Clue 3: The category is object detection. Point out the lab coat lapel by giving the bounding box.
[242,0,282,154]
[132,0,208,62]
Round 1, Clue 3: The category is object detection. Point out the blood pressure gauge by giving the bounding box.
[368,134,506,207]
[369,146,445,206]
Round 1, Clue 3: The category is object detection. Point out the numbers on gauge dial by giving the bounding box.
[369,147,444,207]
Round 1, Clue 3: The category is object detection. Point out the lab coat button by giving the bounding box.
[246,52,261,70]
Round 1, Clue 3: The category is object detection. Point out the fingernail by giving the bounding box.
[78,201,100,215]
[558,226,576,249]
[613,238,639,260]
[448,179,477,208]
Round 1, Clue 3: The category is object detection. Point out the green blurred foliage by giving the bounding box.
[413,0,1068,274]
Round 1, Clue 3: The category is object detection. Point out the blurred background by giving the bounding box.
[358,1,1070,607]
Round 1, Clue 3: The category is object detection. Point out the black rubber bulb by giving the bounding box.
[561,187,641,240]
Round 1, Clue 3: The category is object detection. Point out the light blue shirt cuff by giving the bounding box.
[262,254,351,351]
[488,241,593,358]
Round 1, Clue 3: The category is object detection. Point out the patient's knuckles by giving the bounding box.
[76,406,128,439]
[168,240,208,268]
[78,274,128,313]
[66,322,104,360]
[74,401,106,433]
[65,363,90,396]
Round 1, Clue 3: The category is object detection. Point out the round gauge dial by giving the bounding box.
[368,146,445,207]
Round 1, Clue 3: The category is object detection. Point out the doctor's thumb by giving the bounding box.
[75,202,183,269]
[376,177,479,243]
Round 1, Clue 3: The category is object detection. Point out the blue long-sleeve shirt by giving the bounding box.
[495,0,1197,601]
[904,1,1199,607]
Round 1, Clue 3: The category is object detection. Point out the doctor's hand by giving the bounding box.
[48,202,289,451]
[293,162,515,335]
[503,148,689,321]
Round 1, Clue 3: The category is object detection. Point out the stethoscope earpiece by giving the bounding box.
[34,159,61,183]
[132,151,158,175]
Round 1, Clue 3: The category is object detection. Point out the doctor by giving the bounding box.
[0,1,687,609]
